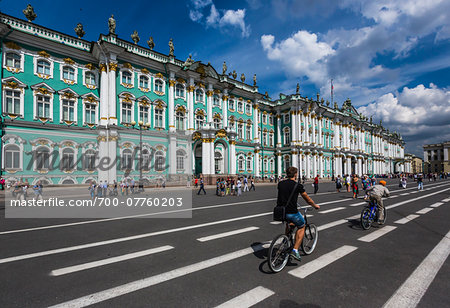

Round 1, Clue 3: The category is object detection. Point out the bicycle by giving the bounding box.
[360,199,387,230]
[268,207,318,273]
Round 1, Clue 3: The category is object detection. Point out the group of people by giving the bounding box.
[6,178,43,200]
[87,179,146,199]
[194,176,256,196]
[335,174,378,199]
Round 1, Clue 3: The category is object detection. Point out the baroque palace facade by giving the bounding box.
[0,10,406,185]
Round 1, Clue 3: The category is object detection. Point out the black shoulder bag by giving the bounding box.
[273,181,299,221]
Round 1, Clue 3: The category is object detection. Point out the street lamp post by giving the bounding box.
[131,120,150,184]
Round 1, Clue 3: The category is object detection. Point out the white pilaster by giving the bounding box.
[108,62,117,125]
[277,154,282,177]
[168,78,175,132]
[188,79,194,131]
[99,63,108,126]
[230,140,236,174]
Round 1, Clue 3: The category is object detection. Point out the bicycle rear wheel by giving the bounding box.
[301,224,318,255]
[361,207,372,230]
[268,234,290,273]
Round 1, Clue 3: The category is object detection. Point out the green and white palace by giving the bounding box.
[0,10,407,185]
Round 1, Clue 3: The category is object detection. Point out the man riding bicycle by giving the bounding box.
[277,167,320,261]
[365,180,390,223]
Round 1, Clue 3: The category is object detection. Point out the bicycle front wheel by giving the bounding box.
[301,224,318,255]
[268,234,291,273]
[361,207,372,230]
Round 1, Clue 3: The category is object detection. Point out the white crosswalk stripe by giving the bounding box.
[289,245,358,278]
[395,215,420,225]
[416,208,434,215]
[441,198,450,202]
[215,286,274,308]
[319,207,345,214]
[430,202,443,208]
[383,230,450,308]
[197,227,260,242]
[358,226,397,242]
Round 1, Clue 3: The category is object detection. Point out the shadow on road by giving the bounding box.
[279,300,322,308]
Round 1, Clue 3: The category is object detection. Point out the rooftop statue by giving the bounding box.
[168,38,174,56]
[296,83,300,94]
[334,102,338,109]
[240,73,245,82]
[131,30,140,44]
[23,4,37,22]
[108,15,116,34]
[74,23,85,39]
[253,74,257,86]
[183,54,194,69]
[231,70,237,79]
[222,61,227,75]
[147,37,155,50]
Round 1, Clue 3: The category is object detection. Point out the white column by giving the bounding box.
[318,116,323,147]
[334,121,340,148]
[229,140,236,174]
[168,79,175,132]
[207,85,213,125]
[108,62,117,125]
[99,63,108,126]
[107,130,118,183]
[222,91,228,128]
[357,157,362,176]
[253,104,259,143]
[304,113,310,144]
[291,109,297,144]
[210,139,215,174]
[292,151,298,168]
[276,113,282,147]
[305,154,310,178]
[255,151,260,177]
[311,115,316,145]
[277,154,282,177]
[298,113,303,144]
[188,80,194,131]
[319,155,324,177]
[346,157,351,175]
[169,134,176,176]
[202,139,210,175]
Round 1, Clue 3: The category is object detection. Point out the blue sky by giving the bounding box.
[2,0,449,157]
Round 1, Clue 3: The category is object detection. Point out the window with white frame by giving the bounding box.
[238,123,244,139]
[284,113,290,123]
[62,66,75,81]
[245,103,251,114]
[36,147,50,170]
[284,128,291,145]
[62,99,75,122]
[84,149,96,170]
[122,71,132,84]
[229,119,235,130]
[6,53,21,69]
[139,75,149,89]
[121,102,132,123]
[176,111,185,130]
[269,133,274,147]
[246,157,252,170]
[122,149,133,169]
[175,84,185,98]
[215,152,223,174]
[176,150,185,171]
[141,149,150,171]
[213,95,220,107]
[4,144,20,169]
[263,160,268,173]
[213,117,222,129]
[270,159,274,172]
[154,108,164,128]
[262,132,267,146]
[246,125,251,140]
[284,156,290,171]
[269,115,274,125]
[61,148,75,171]
[36,94,51,118]
[4,89,21,115]
[262,114,267,124]
[85,72,96,86]
[155,150,165,171]
[195,114,204,129]
[238,156,245,171]
[155,79,164,93]
[229,99,235,110]
[195,89,204,102]
[237,101,243,113]
[37,59,51,75]
[84,103,96,124]
[139,105,150,124]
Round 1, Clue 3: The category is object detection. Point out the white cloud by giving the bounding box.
[188,1,251,38]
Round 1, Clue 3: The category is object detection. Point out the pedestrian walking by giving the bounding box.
[335,175,342,192]
[237,178,242,196]
[243,177,249,192]
[313,175,319,194]
[352,175,359,199]
[33,180,43,201]
[417,174,424,190]
[250,177,255,191]
[197,178,206,195]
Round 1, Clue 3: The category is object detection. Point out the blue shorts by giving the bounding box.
[285,212,305,228]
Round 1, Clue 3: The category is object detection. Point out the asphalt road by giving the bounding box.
[0,178,449,307]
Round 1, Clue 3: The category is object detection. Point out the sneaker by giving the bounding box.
[289,250,302,261]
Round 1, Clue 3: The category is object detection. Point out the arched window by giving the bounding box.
[176,111,185,130]
[237,101,243,113]
[262,114,267,124]
[155,150,165,171]
[62,179,75,185]
[263,132,268,146]
[269,133,274,147]
[238,123,244,140]
[263,159,268,173]
[246,156,252,171]
[4,144,20,169]
[176,84,185,97]
[215,151,223,174]
[61,148,75,171]
[5,89,21,115]
[195,114,204,129]
[270,159,274,172]
[63,66,75,81]
[122,71,132,84]
[36,147,50,170]
[141,149,150,171]
[213,117,222,129]
[122,149,133,170]
[6,53,21,68]
[37,60,51,75]
[155,79,163,92]
[238,156,245,171]
[139,75,149,89]
[229,118,235,130]
[228,99,235,110]
[177,150,185,171]
[195,89,204,102]
[154,107,164,128]
[284,156,291,172]
[213,95,220,106]
[85,72,96,86]
[84,149,96,170]
[284,128,291,145]
[62,99,75,121]
[246,125,251,140]
[245,103,251,114]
